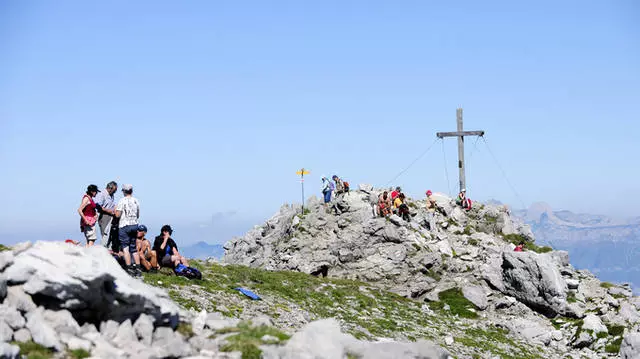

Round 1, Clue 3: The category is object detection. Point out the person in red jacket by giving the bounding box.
[514,242,525,252]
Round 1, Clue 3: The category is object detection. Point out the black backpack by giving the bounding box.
[174,265,202,280]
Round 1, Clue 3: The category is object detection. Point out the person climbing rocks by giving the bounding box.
[95,181,118,248]
[426,190,437,230]
[395,193,411,221]
[378,191,392,217]
[115,184,142,277]
[332,175,346,197]
[514,241,525,252]
[321,176,333,209]
[456,189,472,210]
[153,225,189,268]
[78,184,100,247]
[136,224,159,272]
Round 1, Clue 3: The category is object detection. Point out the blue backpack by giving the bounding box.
[174,264,202,280]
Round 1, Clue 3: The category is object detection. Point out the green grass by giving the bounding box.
[605,337,623,354]
[0,244,11,251]
[567,291,578,303]
[467,238,479,246]
[68,349,91,359]
[429,288,478,319]
[606,324,625,337]
[176,322,194,338]
[600,282,615,289]
[455,326,542,359]
[219,322,291,359]
[502,234,552,253]
[13,341,53,359]
[596,331,609,339]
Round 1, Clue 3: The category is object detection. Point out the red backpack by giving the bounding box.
[343,181,350,192]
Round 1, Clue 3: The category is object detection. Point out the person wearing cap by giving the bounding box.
[115,184,142,277]
[77,184,100,247]
[425,190,437,231]
[136,225,159,272]
[332,175,345,196]
[456,188,472,210]
[95,181,118,248]
[153,225,189,268]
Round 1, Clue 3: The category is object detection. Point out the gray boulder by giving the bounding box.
[2,241,179,327]
[0,304,25,329]
[621,332,640,359]
[4,286,36,313]
[500,251,567,316]
[26,308,63,351]
[582,314,607,334]
[134,313,155,346]
[462,284,488,310]
[153,327,193,358]
[12,328,31,343]
[0,343,19,359]
[0,320,12,342]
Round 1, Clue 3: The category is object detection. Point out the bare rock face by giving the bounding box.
[621,332,640,359]
[3,241,179,327]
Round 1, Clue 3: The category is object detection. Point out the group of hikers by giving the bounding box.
[375,187,473,223]
[77,182,191,278]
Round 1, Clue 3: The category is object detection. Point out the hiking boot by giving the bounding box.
[132,265,143,278]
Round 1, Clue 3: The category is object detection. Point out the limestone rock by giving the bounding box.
[3,241,179,327]
[26,308,63,351]
[0,251,14,272]
[0,304,25,329]
[0,342,19,359]
[192,309,208,335]
[134,313,155,346]
[4,286,36,313]
[582,314,607,334]
[153,327,193,358]
[462,285,488,310]
[12,328,31,343]
[620,332,640,359]
[0,320,13,342]
[500,251,567,316]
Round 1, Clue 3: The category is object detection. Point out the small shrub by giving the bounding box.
[462,225,473,235]
[176,322,194,337]
[596,331,608,339]
[69,349,91,359]
[567,291,577,303]
[467,238,479,246]
[502,234,552,253]
[600,282,615,289]
[0,244,11,252]
[434,288,478,319]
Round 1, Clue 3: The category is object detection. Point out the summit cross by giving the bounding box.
[436,108,485,193]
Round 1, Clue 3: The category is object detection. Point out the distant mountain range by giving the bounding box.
[180,241,225,260]
[512,202,640,294]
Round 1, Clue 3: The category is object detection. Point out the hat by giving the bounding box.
[137,224,147,232]
[87,184,100,193]
[426,190,433,196]
[461,188,466,192]
[122,184,133,191]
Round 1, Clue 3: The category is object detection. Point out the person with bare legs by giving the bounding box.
[78,184,99,247]
[115,184,142,277]
[154,225,189,268]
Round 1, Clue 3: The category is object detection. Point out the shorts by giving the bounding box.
[119,224,138,254]
[161,254,174,267]
[323,190,332,203]
[82,225,97,242]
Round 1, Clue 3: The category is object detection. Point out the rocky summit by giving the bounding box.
[224,185,640,358]
[1,187,639,359]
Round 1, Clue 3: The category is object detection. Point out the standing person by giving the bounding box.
[115,184,142,277]
[425,190,437,231]
[77,184,100,247]
[95,181,118,248]
[136,225,159,272]
[153,225,189,268]
[321,176,333,209]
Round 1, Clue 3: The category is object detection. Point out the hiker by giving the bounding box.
[94,181,118,248]
[321,176,333,208]
[514,242,525,252]
[115,184,142,277]
[391,186,401,201]
[77,184,100,247]
[425,190,437,230]
[136,225,159,272]
[396,193,411,221]
[378,191,392,217]
[153,225,189,268]
[456,189,472,210]
[332,175,349,197]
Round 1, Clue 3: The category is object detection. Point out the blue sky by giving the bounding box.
[1,1,638,245]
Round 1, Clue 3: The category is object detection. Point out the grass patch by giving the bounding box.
[606,324,625,337]
[429,288,478,319]
[68,349,91,359]
[447,218,458,227]
[596,331,609,339]
[13,341,53,359]
[463,225,473,235]
[220,322,291,359]
[455,326,542,359]
[467,238,479,246]
[605,337,623,354]
[567,291,577,303]
[0,244,11,252]
[176,322,194,337]
[600,282,615,289]
[502,234,552,253]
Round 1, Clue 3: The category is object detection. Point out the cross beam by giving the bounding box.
[436,108,485,193]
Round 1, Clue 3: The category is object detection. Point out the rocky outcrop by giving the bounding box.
[224,187,640,358]
[621,332,640,359]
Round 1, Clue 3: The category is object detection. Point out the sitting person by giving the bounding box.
[136,225,159,272]
[456,189,472,210]
[378,191,392,217]
[153,225,189,268]
[391,186,401,201]
[396,193,411,222]
[514,242,525,252]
